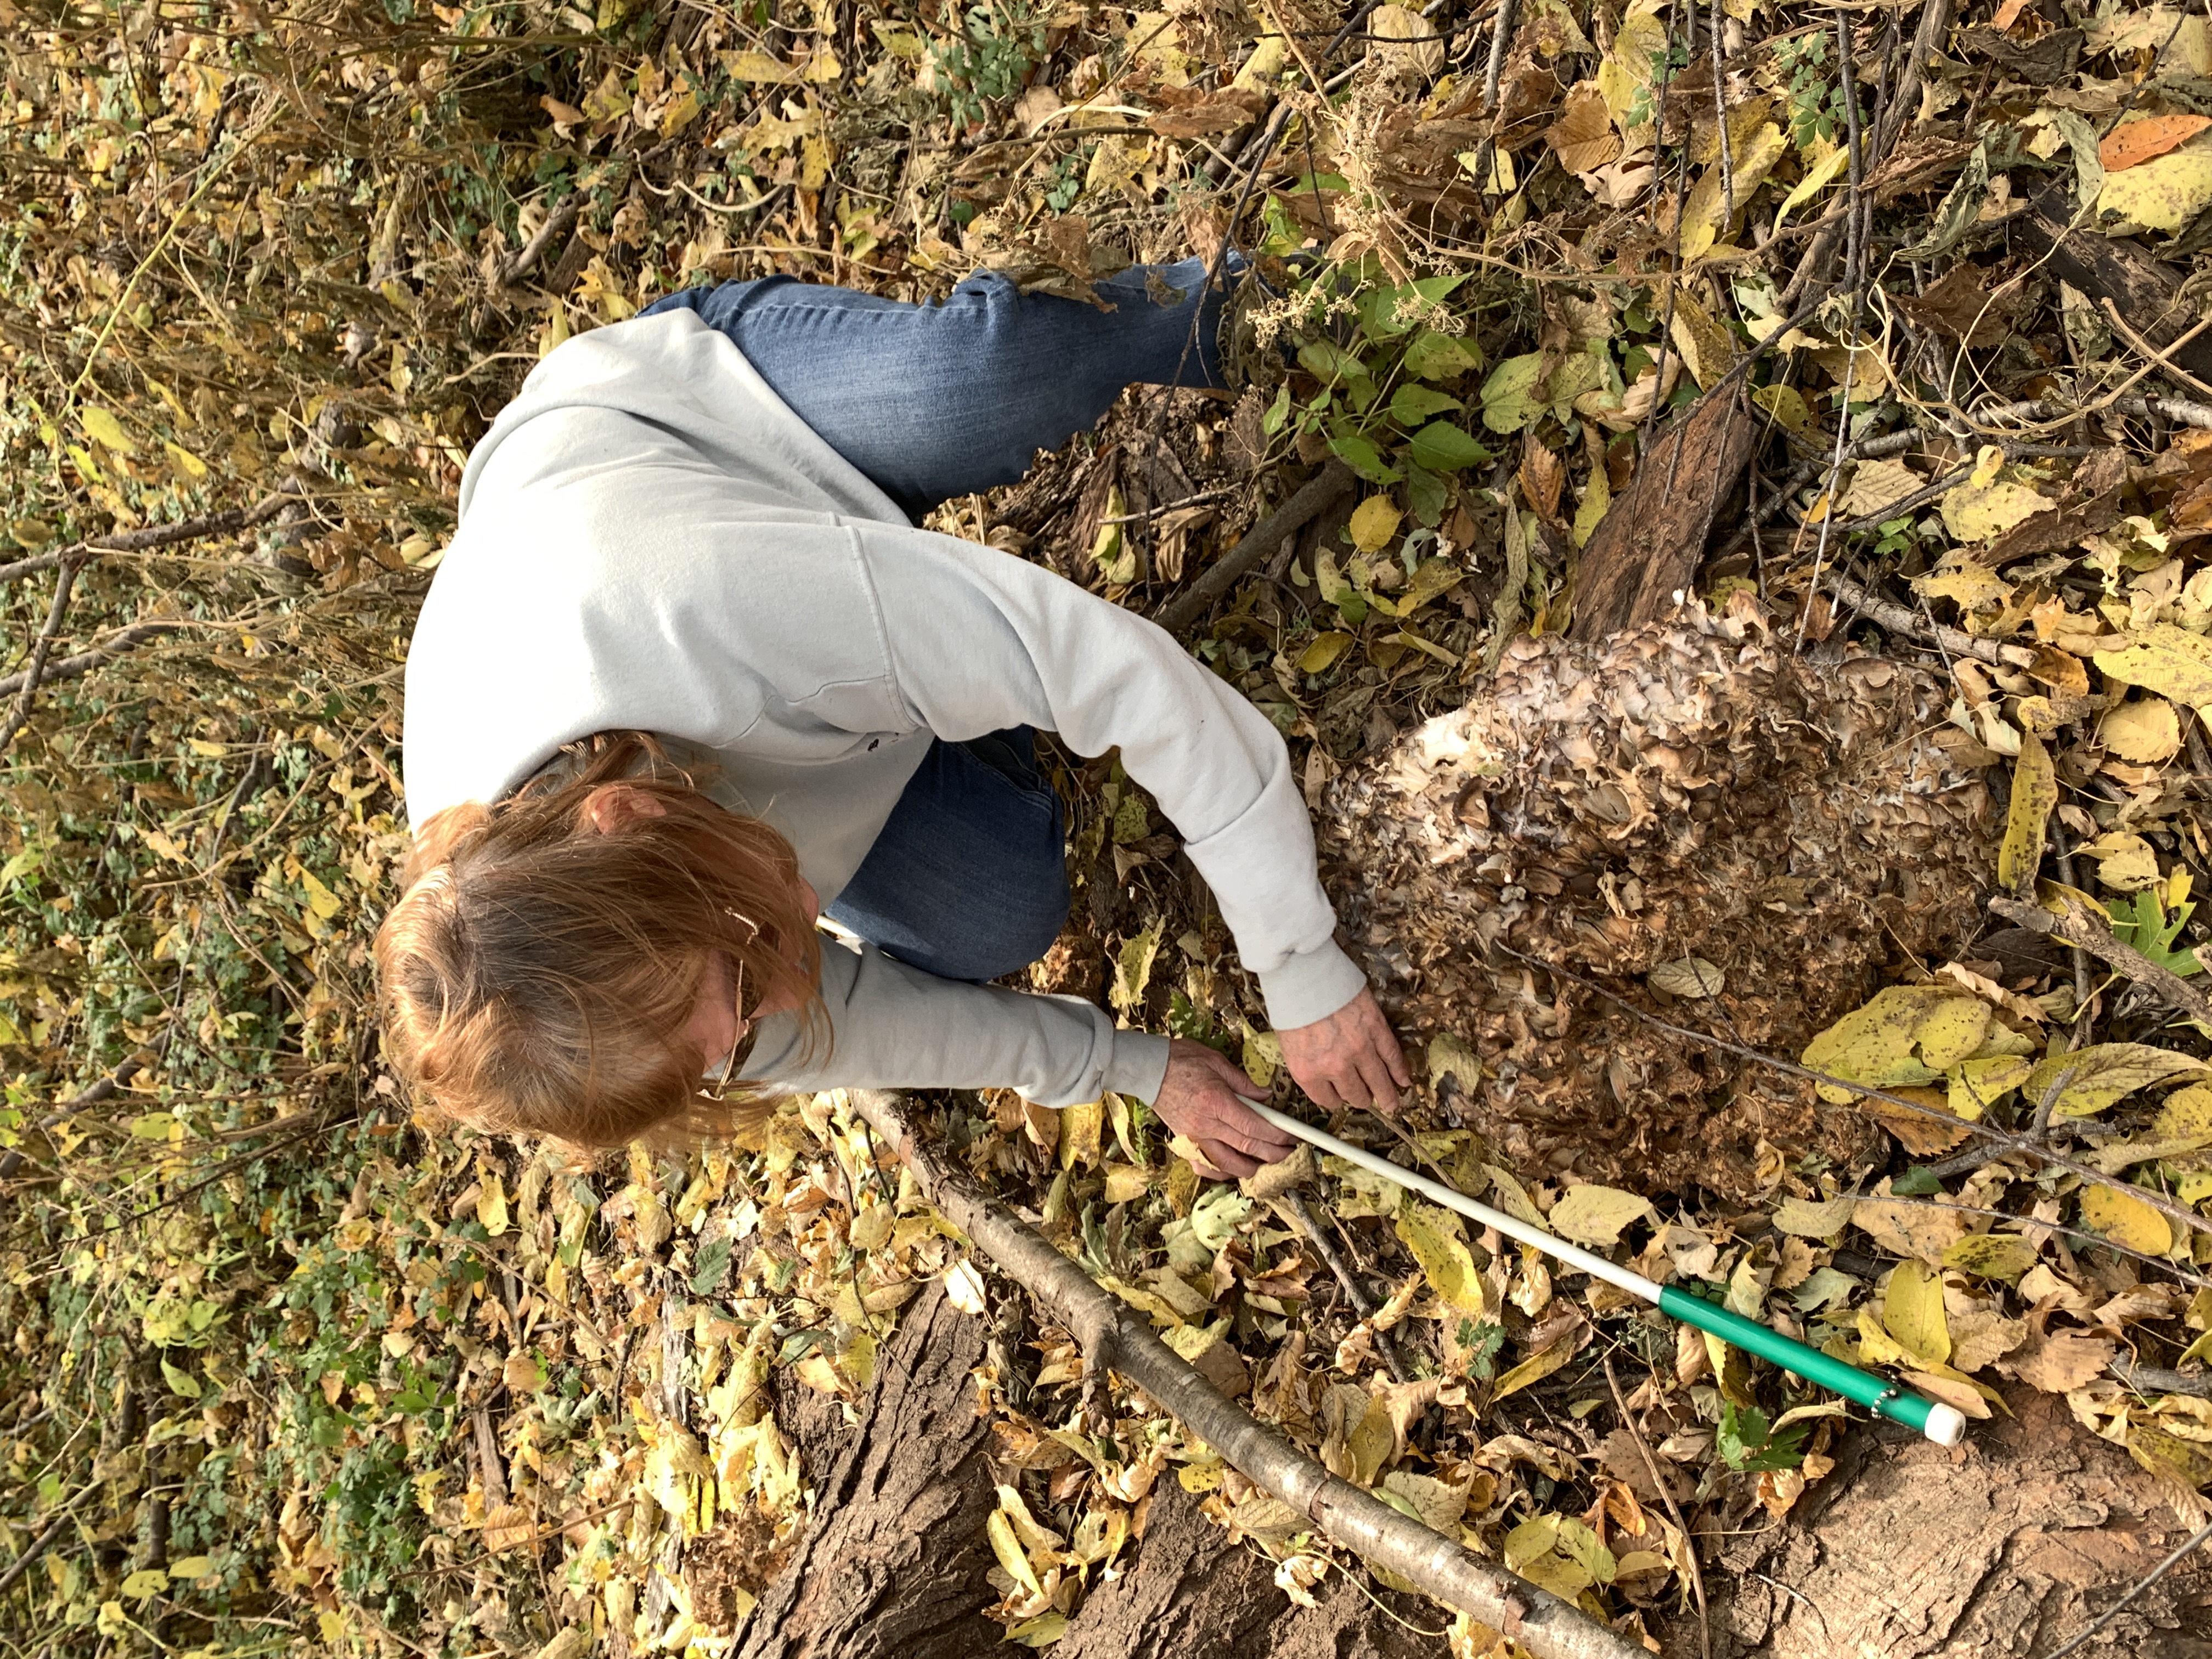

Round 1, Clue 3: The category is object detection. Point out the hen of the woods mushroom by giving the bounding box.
[1320,596,1997,1198]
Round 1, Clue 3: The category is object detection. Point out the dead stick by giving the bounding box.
[2101,297,2212,401]
[1603,1356,1708,1659]
[0,620,188,701]
[492,196,581,291]
[0,556,86,753]
[0,492,289,586]
[1274,1189,1413,1384]
[849,1091,1642,1659]
[1153,460,1355,635]
[0,1512,72,1599]
[1989,894,2212,1029]
[1825,571,2038,668]
[2110,1355,2212,1401]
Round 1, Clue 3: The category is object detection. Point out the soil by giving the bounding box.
[1665,1386,2212,1657]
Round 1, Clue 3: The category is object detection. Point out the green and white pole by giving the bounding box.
[1244,1099,1967,1447]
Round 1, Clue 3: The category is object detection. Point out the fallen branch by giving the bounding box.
[0,492,290,586]
[0,555,87,753]
[1988,894,2212,1030]
[0,1511,73,1599]
[848,1090,1641,1659]
[1825,569,2038,668]
[1153,459,1355,634]
[492,195,580,291]
[2040,1515,2212,1659]
[1972,393,2212,434]
[2110,1355,2212,1401]
[0,620,189,701]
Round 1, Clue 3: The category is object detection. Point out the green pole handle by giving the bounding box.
[1660,1286,1962,1445]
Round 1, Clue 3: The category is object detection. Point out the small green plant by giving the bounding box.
[1455,1317,1507,1380]
[1045,146,1087,212]
[1626,41,1692,132]
[930,0,1049,128]
[1256,261,1491,525]
[1718,1401,1810,1472]
[2109,883,2204,977]
[1773,33,1851,151]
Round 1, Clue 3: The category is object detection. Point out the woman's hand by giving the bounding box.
[1278,988,1411,1113]
[1150,1039,1299,1179]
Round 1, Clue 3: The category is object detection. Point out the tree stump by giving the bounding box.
[1675,1386,2212,1656]
[729,1283,1005,1659]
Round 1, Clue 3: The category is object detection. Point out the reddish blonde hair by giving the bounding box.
[375,733,823,1148]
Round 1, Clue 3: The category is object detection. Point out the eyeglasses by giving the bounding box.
[703,958,749,1103]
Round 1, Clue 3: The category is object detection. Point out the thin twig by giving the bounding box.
[1835,10,1866,294]
[1794,336,1859,650]
[2101,297,2212,400]
[1276,1189,1413,1383]
[2037,1516,2212,1659]
[2110,1355,2212,1401]
[1603,1355,1709,1659]
[0,491,287,586]
[1989,895,2212,1031]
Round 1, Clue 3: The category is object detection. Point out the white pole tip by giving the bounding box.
[1923,1403,1968,1447]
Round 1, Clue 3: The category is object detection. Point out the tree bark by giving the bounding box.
[729,1281,1006,1659]
[725,1284,1462,1658]
[1053,1480,1449,1659]
[1670,1386,2212,1657]
[1568,390,1757,641]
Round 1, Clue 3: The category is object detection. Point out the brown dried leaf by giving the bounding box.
[1545,82,1621,174]
[2002,1327,2116,1393]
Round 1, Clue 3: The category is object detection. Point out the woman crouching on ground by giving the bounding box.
[376,254,1408,1177]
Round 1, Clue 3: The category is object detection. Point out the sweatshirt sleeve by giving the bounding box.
[856,527,1368,1031]
[736,936,1172,1105]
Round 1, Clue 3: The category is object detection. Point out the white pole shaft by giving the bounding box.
[1245,1099,1667,1302]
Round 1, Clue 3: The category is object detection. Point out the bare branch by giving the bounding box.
[492,195,581,291]
[0,555,87,754]
[0,620,189,701]
[849,1090,1644,1659]
[1989,893,2212,1031]
[1153,460,1354,634]
[0,491,290,587]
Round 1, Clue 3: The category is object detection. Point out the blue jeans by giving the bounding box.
[643,262,1237,979]
[825,727,1068,981]
[639,257,1231,521]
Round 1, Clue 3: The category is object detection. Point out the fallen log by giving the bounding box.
[2017,185,2212,385]
[847,1090,1645,1659]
